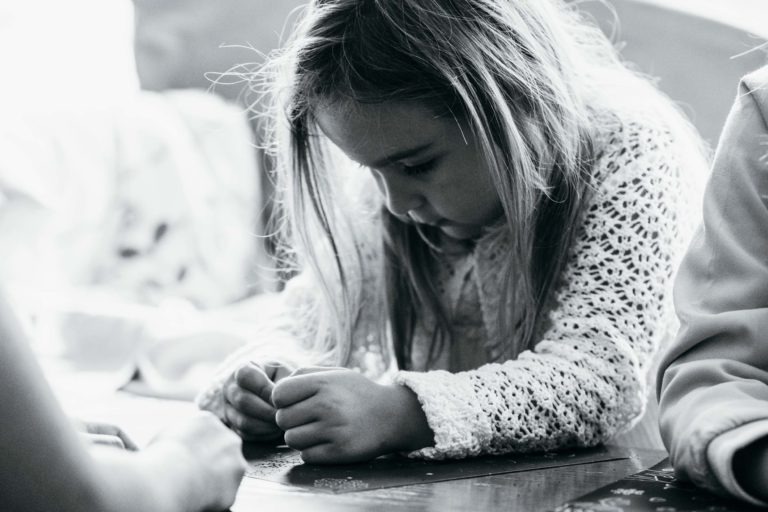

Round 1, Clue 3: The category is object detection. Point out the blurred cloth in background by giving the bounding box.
[0,0,304,399]
[0,90,261,399]
[0,91,259,307]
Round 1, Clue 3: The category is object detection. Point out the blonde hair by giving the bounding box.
[255,0,706,367]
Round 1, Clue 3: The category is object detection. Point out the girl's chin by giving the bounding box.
[438,222,483,241]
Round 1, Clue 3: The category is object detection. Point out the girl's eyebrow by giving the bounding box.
[370,142,434,168]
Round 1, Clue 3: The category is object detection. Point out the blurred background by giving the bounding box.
[0,0,765,409]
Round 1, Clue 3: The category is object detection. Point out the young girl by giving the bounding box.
[0,288,246,512]
[658,63,768,506]
[198,0,708,463]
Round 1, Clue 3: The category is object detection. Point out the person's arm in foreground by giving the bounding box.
[0,292,246,512]
[658,67,768,507]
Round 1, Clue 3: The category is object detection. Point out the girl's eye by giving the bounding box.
[401,159,436,177]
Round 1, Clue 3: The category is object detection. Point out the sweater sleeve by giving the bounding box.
[395,118,696,459]
[658,68,768,503]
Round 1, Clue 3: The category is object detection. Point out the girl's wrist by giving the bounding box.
[382,384,435,454]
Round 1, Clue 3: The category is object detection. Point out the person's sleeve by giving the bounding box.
[658,78,768,505]
[707,421,768,506]
[396,120,692,459]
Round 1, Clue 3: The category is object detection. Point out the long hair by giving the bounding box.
[256,0,706,368]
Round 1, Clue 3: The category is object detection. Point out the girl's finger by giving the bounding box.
[299,443,336,465]
[271,375,320,408]
[231,424,283,443]
[224,405,282,438]
[290,366,344,377]
[224,382,277,421]
[283,423,328,451]
[274,400,319,430]
[258,360,294,381]
[235,362,275,403]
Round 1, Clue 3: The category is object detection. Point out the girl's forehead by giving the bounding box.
[316,100,456,135]
[317,101,433,137]
[314,101,457,164]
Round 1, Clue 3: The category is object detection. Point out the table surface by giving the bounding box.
[233,447,666,512]
[61,387,667,512]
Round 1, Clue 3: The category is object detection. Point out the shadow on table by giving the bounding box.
[242,443,633,494]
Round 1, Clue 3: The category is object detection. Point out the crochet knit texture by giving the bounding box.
[197,111,701,459]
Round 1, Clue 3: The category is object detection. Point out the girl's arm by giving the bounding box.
[394,115,698,459]
[658,68,768,506]
[0,292,245,512]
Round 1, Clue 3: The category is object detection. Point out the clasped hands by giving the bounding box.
[221,362,433,464]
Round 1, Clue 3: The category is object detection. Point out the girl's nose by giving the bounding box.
[376,173,424,216]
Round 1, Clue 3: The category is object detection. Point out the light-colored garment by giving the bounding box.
[657,65,768,506]
[198,107,703,459]
[0,90,259,308]
[0,90,264,397]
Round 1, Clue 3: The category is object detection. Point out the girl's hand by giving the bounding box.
[146,411,246,512]
[222,361,294,441]
[272,368,434,464]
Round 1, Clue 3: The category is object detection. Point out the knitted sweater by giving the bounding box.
[197,109,703,459]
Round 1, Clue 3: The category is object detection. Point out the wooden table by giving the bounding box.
[61,386,667,512]
[233,447,665,512]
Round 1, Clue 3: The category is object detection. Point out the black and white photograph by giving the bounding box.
[1,1,767,511]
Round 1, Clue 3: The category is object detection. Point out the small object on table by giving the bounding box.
[553,458,765,512]
[244,444,631,493]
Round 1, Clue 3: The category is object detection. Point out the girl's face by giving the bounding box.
[316,101,504,241]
